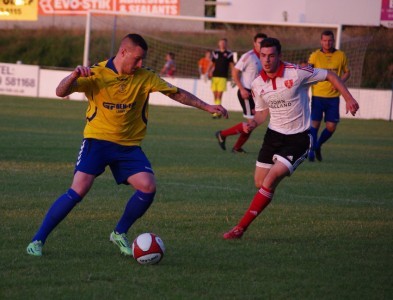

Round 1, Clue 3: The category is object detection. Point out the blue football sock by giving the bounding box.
[32,189,82,244]
[317,128,333,149]
[309,127,318,150]
[114,190,155,234]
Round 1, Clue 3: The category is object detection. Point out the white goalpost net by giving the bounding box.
[83,10,372,111]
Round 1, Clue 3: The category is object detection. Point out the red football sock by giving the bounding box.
[220,122,244,137]
[238,186,274,230]
[233,131,251,150]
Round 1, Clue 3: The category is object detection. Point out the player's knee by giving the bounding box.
[69,185,90,199]
[254,179,264,189]
[311,121,321,129]
[137,181,156,194]
[67,188,83,203]
[326,124,336,133]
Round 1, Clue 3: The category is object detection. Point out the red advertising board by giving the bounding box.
[38,0,179,15]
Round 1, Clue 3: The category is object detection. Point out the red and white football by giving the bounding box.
[132,233,165,265]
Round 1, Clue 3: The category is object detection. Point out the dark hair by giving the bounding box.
[321,30,334,39]
[124,33,148,51]
[260,37,282,54]
[168,52,175,59]
[254,33,268,41]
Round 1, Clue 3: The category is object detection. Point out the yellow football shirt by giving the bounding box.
[308,49,349,98]
[71,59,178,146]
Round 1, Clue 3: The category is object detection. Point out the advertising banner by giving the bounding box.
[38,0,179,15]
[0,0,38,20]
[0,63,39,97]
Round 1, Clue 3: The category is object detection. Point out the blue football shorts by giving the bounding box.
[74,138,154,185]
[311,96,340,123]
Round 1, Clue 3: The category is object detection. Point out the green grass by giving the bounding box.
[0,95,392,299]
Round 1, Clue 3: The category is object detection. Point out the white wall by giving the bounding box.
[44,70,393,121]
[1,63,391,121]
[217,0,382,26]
[39,69,85,101]
[305,0,381,26]
[217,0,307,23]
[342,88,392,120]
[152,78,393,121]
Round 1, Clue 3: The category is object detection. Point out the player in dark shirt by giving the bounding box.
[208,38,234,118]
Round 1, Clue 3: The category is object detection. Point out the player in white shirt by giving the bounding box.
[215,33,267,153]
[223,37,359,239]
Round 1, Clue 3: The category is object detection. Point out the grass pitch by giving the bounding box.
[0,95,392,299]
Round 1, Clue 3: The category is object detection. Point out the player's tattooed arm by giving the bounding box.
[56,74,78,97]
[168,88,209,109]
[168,88,228,118]
[56,65,92,98]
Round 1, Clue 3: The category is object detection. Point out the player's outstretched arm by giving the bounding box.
[168,87,228,118]
[56,65,92,98]
[326,70,359,116]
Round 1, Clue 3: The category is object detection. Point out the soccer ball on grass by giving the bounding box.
[132,233,165,265]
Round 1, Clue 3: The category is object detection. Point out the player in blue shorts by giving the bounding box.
[310,96,340,155]
[26,33,228,257]
[308,30,351,161]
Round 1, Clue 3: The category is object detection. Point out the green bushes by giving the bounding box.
[1,27,391,88]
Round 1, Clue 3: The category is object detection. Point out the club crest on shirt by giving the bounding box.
[284,79,293,89]
[119,83,126,93]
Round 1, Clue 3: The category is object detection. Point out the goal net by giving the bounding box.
[84,11,372,108]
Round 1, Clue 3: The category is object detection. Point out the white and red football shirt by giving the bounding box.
[252,62,327,135]
[234,49,262,89]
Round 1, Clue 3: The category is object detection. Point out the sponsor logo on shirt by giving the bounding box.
[269,99,292,109]
[103,102,136,113]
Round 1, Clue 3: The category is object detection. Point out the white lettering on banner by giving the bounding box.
[0,63,39,97]
[39,0,54,13]
[119,4,177,14]
[118,0,177,3]
[38,0,178,14]
[53,0,110,10]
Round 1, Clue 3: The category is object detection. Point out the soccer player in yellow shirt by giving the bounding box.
[26,33,228,257]
[308,30,351,162]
